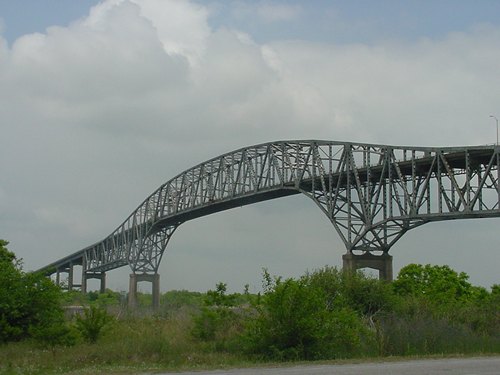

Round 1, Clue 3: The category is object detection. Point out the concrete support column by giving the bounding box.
[56,269,61,286]
[99,272,106,294]
[81,273,87,294]
[342,252,393,281]
[128,273,160,310]
[151,273,160,310]
[81,258,87,294]
[81,272,106,294]
[68,264,74,290]
[128,273,138,309]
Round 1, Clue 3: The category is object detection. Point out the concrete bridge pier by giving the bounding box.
[56,268,61,286]
[67,264,74,290]
[55,264,74,290]
[342,252,393,281]
[81,272,106,294]
[128,273,160,310]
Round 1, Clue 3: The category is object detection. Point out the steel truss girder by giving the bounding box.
[43,140,500,274]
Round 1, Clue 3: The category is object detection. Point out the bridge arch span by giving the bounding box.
[41,140,500,306]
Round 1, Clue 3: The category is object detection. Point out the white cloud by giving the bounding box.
[1,0,499,289]
[132,0,211,64]
[86,0,210,65]
[264,27,500,146]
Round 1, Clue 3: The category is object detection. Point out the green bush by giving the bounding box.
[393,264,473,307]
[31,320,77,350]
[161,290,204,312]
[377,264,500,356]
[304,267,395,316]
[75,305,113,343]
[191,282,247,352]
[244,268,371,360]
[192,307,239,345]
[0,240,67,343]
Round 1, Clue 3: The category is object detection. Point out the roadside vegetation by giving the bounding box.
[1,239,499,374]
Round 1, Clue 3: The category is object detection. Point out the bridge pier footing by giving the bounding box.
[128,273,160,310]
[82,272,106,294]
[55,265,74,291]
[342,252,393,281]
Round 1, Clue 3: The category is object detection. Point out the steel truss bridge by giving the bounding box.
[41,140,500,306]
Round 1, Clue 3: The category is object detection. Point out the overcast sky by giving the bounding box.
[1,0,499,293]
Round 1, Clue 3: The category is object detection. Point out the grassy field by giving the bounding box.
[1,297,499,374]
[1,266,499,375]
[0,311,257,375]
[0,330,498,375]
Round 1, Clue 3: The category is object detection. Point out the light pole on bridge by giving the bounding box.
[490,115,499,146]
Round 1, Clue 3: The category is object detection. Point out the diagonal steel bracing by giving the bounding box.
[40,140,500,276]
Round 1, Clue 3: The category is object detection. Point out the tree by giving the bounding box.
[0,240,68,343]
[393,264,473,304]
[0,239,15,263]
[0,241,25,341]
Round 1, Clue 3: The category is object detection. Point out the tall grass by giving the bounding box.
[377,312,500,356]
[0,310,251,375]
[1,307,496,375]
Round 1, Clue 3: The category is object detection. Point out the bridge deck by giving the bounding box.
[38,142,499,276]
